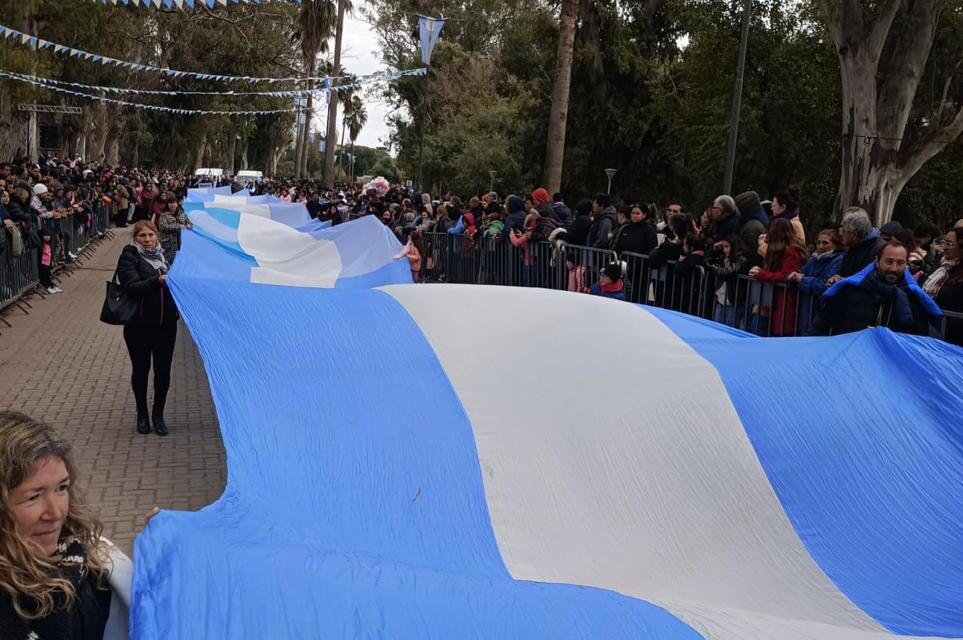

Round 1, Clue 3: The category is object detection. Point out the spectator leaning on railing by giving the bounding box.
[810,241,943,336]
[832,207,886,282]
[923,227,963,345]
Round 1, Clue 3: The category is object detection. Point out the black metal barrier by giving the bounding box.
[1,205,112,328]
[417,231,961,344]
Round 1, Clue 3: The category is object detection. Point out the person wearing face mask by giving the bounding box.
[0,411,115,639]
[116,220,180,436]
[809,241,942,336]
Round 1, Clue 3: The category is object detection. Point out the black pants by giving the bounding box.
[123,322,177,418]
[39,265,53,288]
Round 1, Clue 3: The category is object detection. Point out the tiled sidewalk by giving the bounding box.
[0,233,226,554]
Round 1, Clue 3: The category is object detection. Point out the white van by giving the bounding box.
[236,170,264,182]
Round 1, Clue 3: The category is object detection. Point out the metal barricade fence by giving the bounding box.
[561,244,618,293]
[935,309,963,345]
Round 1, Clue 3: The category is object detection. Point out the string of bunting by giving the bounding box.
[0,69,296,115]
[0,22,369,85]
[0,67,427,98]
[90,0,303,7]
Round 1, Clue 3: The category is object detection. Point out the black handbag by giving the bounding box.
[99,270,138,325]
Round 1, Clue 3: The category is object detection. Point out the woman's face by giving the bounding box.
[135,227,158,250]
[944,231,960,261]
[7,456,70,556]
[630,207,645,223]
[816,233,836,254]
[167,200,178,211]
[772,198,786,216]
[720,240,732,256]
[710,206,723,222]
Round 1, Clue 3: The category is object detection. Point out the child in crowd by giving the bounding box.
[565,250,590,294]
[590,262,626,300]
[394,229,423,283]
[38,229,61,294]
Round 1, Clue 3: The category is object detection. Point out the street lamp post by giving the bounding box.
[723,0,752,195]
[488,170,497,193]
[605,168,618,195]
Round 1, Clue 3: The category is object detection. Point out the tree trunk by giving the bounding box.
[88,104,109,163]
[300,92,313,178]
[542,0,579,195]
[106,136,120,166]
[195,132,207,170]
[339,118,347,178]
[241,140,249,171]
[293,107,304,178]
[323,0,347,189]
[820,0,960,226]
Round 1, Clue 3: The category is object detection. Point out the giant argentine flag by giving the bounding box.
[131,215,963,640]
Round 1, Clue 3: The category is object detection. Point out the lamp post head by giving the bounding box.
[605,168,618,179]
[488,170,497,179]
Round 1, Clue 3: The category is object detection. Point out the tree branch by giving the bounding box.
[876,0,941,144]
[900,106,963,181]
[867,0,902,67]
[936,59,963,125]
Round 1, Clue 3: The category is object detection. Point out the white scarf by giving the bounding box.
[132,240,169,273]
[923,258,958,297]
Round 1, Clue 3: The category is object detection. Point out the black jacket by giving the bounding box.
[839,232,885,278]
[935,280,963,345]
[614,219,658,256]
[552,202,572,227]
[117,245,178,328]
[567,214,592,247]
[809,278,933,337]
[6,198,34,227]
[588,207,617,249]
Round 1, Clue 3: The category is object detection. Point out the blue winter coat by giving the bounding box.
[799,251,843,298]
[797,250,843,331]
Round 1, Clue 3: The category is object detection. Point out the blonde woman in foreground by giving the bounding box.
[0,410,113,640]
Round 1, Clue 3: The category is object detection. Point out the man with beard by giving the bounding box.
[809,241,942,336]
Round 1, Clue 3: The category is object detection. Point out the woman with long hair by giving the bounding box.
[750,217,809,336]
[924,228,963,345]
[0,410,112,638]
[117,220,179,436]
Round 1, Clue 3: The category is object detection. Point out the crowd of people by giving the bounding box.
[3,157,963,428]
[318,182,962,344]
[1,160,963,638]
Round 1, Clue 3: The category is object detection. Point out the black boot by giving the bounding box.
[137,415,151,435]
[152,412,169,437]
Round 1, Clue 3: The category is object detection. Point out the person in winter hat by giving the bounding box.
[879,220,903,242]
[734,190,769,252]
[590,261,626,300]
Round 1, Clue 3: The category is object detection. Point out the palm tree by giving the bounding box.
[295,0,335,179]
[345,95,367,183]
[337,75,356,177]
[322,0,351,188]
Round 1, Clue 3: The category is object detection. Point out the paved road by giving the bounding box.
[0,232,226,555]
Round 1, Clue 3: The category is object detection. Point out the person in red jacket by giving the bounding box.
[749,217,808,336]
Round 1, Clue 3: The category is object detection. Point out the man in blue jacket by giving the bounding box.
[809,241,942,336]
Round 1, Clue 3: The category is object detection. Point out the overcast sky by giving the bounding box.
[308,12,395,151]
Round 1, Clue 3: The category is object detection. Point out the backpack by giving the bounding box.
[532,216,560,243]
[7,225,23,257]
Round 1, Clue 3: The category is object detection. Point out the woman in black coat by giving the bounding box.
[116,220,179,436]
